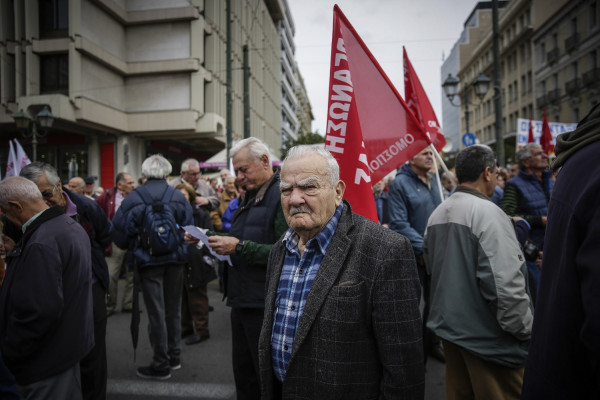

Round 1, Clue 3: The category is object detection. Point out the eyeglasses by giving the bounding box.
[185,171,200,176]
[41,184,58,199]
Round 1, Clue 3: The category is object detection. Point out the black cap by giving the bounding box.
[84,176,96,185]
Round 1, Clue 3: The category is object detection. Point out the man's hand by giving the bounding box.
[208,235,239,255]
[184,232,200,246]
[195,196,209,207]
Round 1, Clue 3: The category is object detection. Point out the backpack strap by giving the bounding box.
[136,185,153,206]
[161,185,176,204]
[137,184,174,206]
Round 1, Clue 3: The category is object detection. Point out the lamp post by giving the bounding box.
[442,72,490,142]
[11,106,55,162]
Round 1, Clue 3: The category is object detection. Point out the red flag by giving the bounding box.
[527,119,535,143]
[540,111,554,155]
[324,6,431,222]
[403,47,446,152]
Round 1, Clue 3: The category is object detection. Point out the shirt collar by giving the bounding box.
[22,209,47,233]
[282,202,344,255]
[63,192,78,217]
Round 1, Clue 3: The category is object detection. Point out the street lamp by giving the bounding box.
[12,106,55,162]
[442,73,490,137]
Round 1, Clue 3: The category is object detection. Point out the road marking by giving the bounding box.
[108,379,235,398]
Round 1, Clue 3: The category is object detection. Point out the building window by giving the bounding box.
[40,54,68,95]
[39,0,68,39]
[591,2,598,29]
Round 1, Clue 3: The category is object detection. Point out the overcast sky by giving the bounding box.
[288,0,480,135]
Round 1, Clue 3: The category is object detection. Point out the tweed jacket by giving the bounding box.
[258,201,425,400]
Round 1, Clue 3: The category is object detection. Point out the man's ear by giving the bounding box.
[483,166,492,182]
[260,154,270,169]
[334,180,346,206]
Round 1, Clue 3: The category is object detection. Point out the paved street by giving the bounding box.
[106,280,445,399]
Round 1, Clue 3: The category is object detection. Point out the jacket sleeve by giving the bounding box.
[387,179,424,254]
[3,243,65,360]
[500,184,544,228]
[373,231,425,399]
[476,208,533,341]
[89,200,113,249]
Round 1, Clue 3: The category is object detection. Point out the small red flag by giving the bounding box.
[527,119,535,143]
[403,47,447,152]
[540,111,554,155]
[324,6,431,222]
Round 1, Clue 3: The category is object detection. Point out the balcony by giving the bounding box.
[547,88,561,103]
[565,78,581,94]
[565,33,579,53]
[537,94,547,108]
[546,48,559,64]
[582,68,600,86]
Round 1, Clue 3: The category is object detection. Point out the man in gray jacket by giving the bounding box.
[424,145,533,400]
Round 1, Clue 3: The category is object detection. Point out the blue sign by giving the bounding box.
[462,132,476,147]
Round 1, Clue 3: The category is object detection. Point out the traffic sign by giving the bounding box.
[462,132,476,147]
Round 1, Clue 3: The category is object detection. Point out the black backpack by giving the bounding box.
[137,185,182,257]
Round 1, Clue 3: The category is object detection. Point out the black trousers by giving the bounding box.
[80,282,107,400]
[230,307,264,400]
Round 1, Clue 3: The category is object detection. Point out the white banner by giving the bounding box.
[516,118,577,151]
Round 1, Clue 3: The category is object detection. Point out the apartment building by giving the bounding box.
[0,0,309,187]
[444,0,599,164]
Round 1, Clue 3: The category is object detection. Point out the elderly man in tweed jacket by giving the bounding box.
[258,145,424,400]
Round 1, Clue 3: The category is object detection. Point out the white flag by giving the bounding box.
[13,139,31,170]
[6,141,18,177]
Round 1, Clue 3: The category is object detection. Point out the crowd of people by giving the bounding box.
[0,104,598,399]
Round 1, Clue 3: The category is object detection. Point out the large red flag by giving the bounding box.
[527,119,535,143]
[324,6,431,221]
[540,111,554,155]
[403,47,446,152]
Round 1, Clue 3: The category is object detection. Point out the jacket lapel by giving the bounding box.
[289,203,354,360]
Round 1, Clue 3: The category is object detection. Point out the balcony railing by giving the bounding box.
[565,33,579,53]
[582,68,600,86]
[565,78,581,94]
[547,88,561,103]
[537,94,547,108]
[547,48,559,64]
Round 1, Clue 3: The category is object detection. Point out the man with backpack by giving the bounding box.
[112,155,193,380]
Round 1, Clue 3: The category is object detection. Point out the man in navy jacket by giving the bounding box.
[20,162,113,400]
[113,154,193,380]
[0,177,94,399]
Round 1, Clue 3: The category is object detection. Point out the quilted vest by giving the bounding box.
[226,171,281,308]
[507,170,553,248]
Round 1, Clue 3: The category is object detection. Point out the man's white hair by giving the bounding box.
[142,154,172,179]
[282,145,339,188]
[180,158,200,173]
[231,138,272,167]
[0,176,43,208]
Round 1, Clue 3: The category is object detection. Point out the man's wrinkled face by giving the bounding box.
[280,153,344,239]
[225,177,237,195]
[525,147,548,171]
[36,174,64,209]
[410,148,434,173]
[233,147,270,191]
[68,177,84,194]
[182,163,201,186]
[220,170,230,182]
[117,174,135,196]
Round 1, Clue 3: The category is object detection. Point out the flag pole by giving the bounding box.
[430,145,445,203]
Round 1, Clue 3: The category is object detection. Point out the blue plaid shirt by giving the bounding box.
[271,203,344,382]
